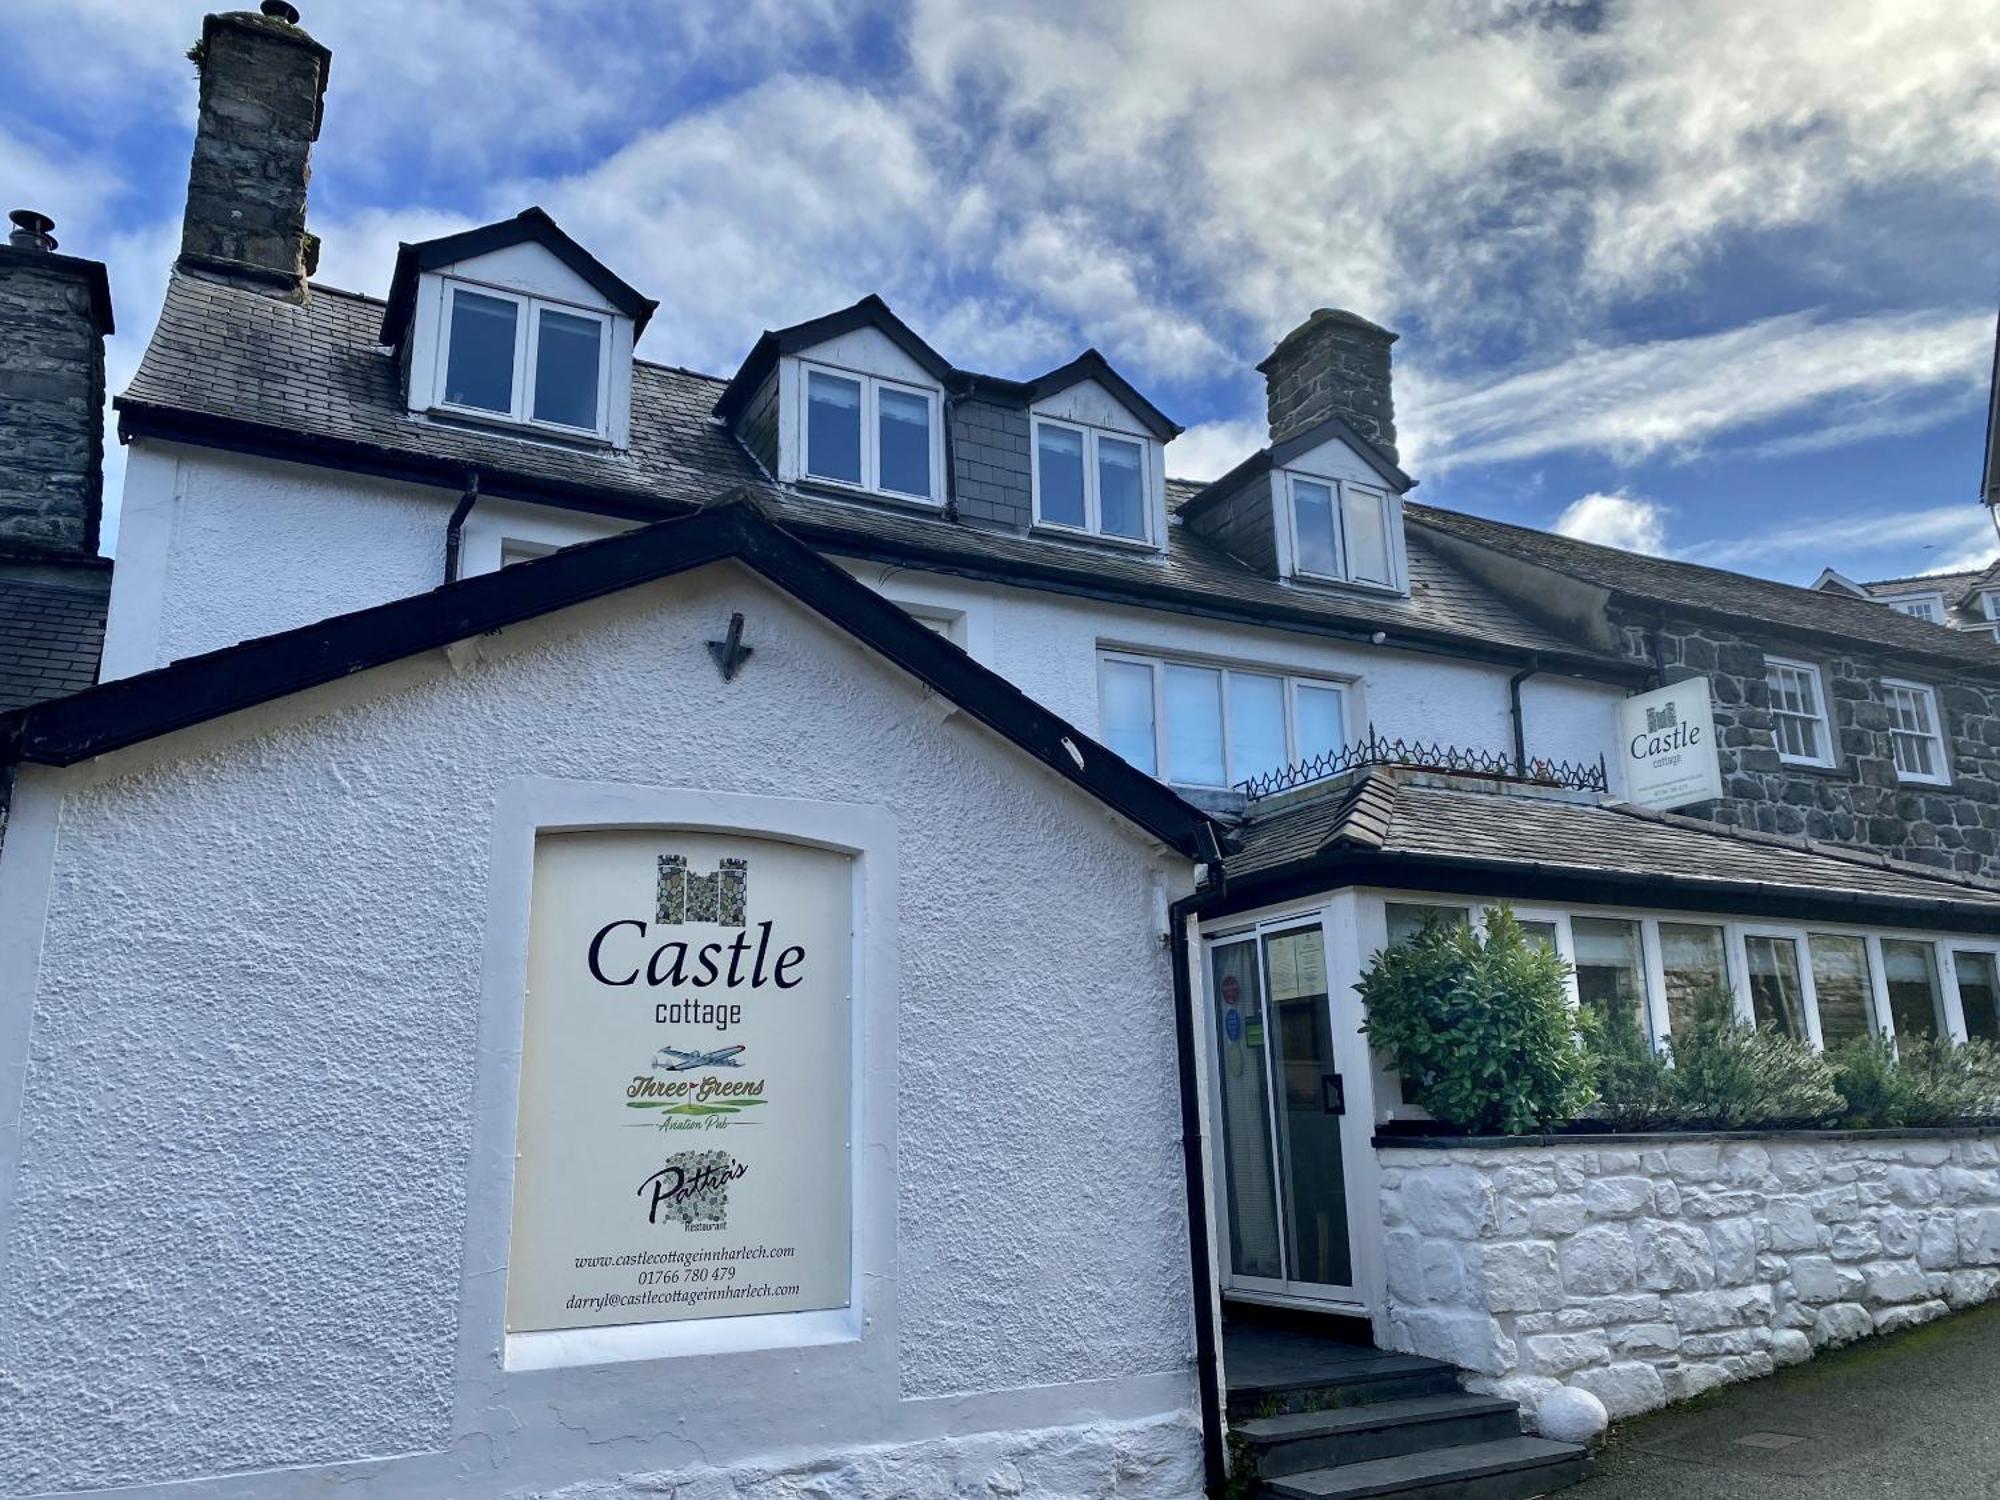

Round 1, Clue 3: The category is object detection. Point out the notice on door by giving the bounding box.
[506,830,853,1334]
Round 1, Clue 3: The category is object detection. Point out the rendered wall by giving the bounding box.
[1377,1134,2000,1432]
[0,563,1202,1498]
[104,445,1629,786]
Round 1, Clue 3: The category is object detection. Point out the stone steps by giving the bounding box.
[1261,1436,1592,1500]
[1236,1392,1525,1476]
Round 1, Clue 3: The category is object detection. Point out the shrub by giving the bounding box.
[1830,1034,2000,1128]
[1359,906,1593,1135]
[1581,981,1844,1130]
[1662,982,1844,1129]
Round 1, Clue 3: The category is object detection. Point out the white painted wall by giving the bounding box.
[0,562,1203,1498]
[105,445,1627,785]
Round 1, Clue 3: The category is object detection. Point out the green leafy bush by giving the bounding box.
[1830,1034,2000,1128]
[1359,907,1593,1135]
[1583,981,1844,1130]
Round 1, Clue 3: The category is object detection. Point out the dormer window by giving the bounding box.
[438,280,612,438]
[1033,419,1153,543]
[802,363,938,501]
[1285,471,1399,589]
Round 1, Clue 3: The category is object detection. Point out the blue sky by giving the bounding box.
[3,0,1996,582]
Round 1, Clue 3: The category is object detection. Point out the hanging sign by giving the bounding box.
[1617,677,1723,811]
[507,830,852,1334]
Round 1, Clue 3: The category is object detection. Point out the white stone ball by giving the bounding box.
[1537,1385,1609,1445]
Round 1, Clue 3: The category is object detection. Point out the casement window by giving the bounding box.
[1096,651,1346,789]
[1572,916,1649,1035]
[1882,594,1945,623]
[437,280,613,438]
[1765,657,1834,767]
[1951,949,2000,1042]
[801,362,940,503]
[1657,922,1730,1037]
[1032,419,1155,543]
[1883,679,1948,785]
[1881,939,1945,1040]
[1807,933,1876,1048]
[1285,472,1400,589]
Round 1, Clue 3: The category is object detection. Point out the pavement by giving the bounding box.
[1568,1300,2000,1499]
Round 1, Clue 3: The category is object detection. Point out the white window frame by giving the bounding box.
[1879,592,1946,623]
[1281,470,1404,593]
[1765,655,1836,768]
[433,277,616,441]
[1030,416,1158,546]
[798,359,943,505]
[1095,648,1351,790]
[1882,678,1950,786]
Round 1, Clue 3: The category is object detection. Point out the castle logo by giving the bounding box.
[1646,702,1678,733]
[657,854,748,927]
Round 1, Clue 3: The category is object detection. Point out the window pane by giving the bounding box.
[878,386,932,497]
[1573,917,1647,1034]
[1292,480,1338,576]
[1518,920,1560,953]
[1767,663,1826,763]
[1211,940,1282,1278]
[1745,935,1808,1038]
[1385,903,1470,947]
[1228,671,1288,786]
[1342,486,1392,584]
[806,371,863,485]
[1955,951,2000,1043]
[1098,436,1147,539]
[530,308,602,429]
[1163,665,1225,786]
[1295,684,1344,765]
[1882,939,1943,1041]
[1809,934,1875,1047]
[1037,425,1086,527]
[1658,922,1728,1036]
[444,289,518,413]
[1888,686,1941,780]
[1098,659,1156,776]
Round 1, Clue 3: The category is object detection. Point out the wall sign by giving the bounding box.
[507,830,852,1334]
[1617,677,1723,811]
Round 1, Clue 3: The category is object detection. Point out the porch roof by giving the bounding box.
[1216,770,2000,932]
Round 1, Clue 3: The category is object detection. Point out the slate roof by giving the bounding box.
[1224,770,2000,925]
[117,271,1634,679]
[1410,504,2000,674]
[0,561,110,713]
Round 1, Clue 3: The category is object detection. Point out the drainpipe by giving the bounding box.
[443,470,480,583]
[940,388,964,524]
[1169,842,1229,1496]
[1508,653,1541,774]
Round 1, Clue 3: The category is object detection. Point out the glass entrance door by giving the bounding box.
[1208,921,1355,1301]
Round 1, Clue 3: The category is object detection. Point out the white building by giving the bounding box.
[5,9,2000,1499]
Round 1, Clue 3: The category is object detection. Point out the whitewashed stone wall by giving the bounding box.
[1377,1134,2000,1430]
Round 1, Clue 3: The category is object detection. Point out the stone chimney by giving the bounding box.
[179,2,331,297]
[0,211,114,556]
[1257,307,1399,461]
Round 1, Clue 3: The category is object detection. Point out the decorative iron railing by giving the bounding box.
[1234,726,1610,800]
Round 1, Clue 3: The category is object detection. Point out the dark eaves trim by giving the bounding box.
[711,294,958,425]
[0,497,1222,863]
[1202,845,2000,934]
[117,399,1647,688]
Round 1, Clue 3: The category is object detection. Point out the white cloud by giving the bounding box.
[1407,308,1992,472]
[1554,492,1670,556]
[1167,419,1271,483]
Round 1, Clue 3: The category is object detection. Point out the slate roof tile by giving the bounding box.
[0,569,110,713]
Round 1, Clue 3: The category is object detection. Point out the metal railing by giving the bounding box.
[1235,726,1610,800]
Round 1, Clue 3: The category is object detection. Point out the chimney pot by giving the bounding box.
[260,0,301,22]
[8,209,57,253]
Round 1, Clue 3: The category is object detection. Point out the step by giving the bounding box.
[1236,1393,1525,1477]
[1262,1436,1591,1500]
[1227,1351,1463,1420]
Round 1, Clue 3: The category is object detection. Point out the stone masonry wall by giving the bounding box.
[1617,608,2000,879]
[1378,1135,2000,1432]
[0,250,104,556]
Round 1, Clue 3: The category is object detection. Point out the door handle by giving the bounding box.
[1322,1073,1345,1116]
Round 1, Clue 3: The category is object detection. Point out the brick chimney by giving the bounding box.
[0,211,114,557]
[1257,307,1399,462]
[179,3,331,297]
